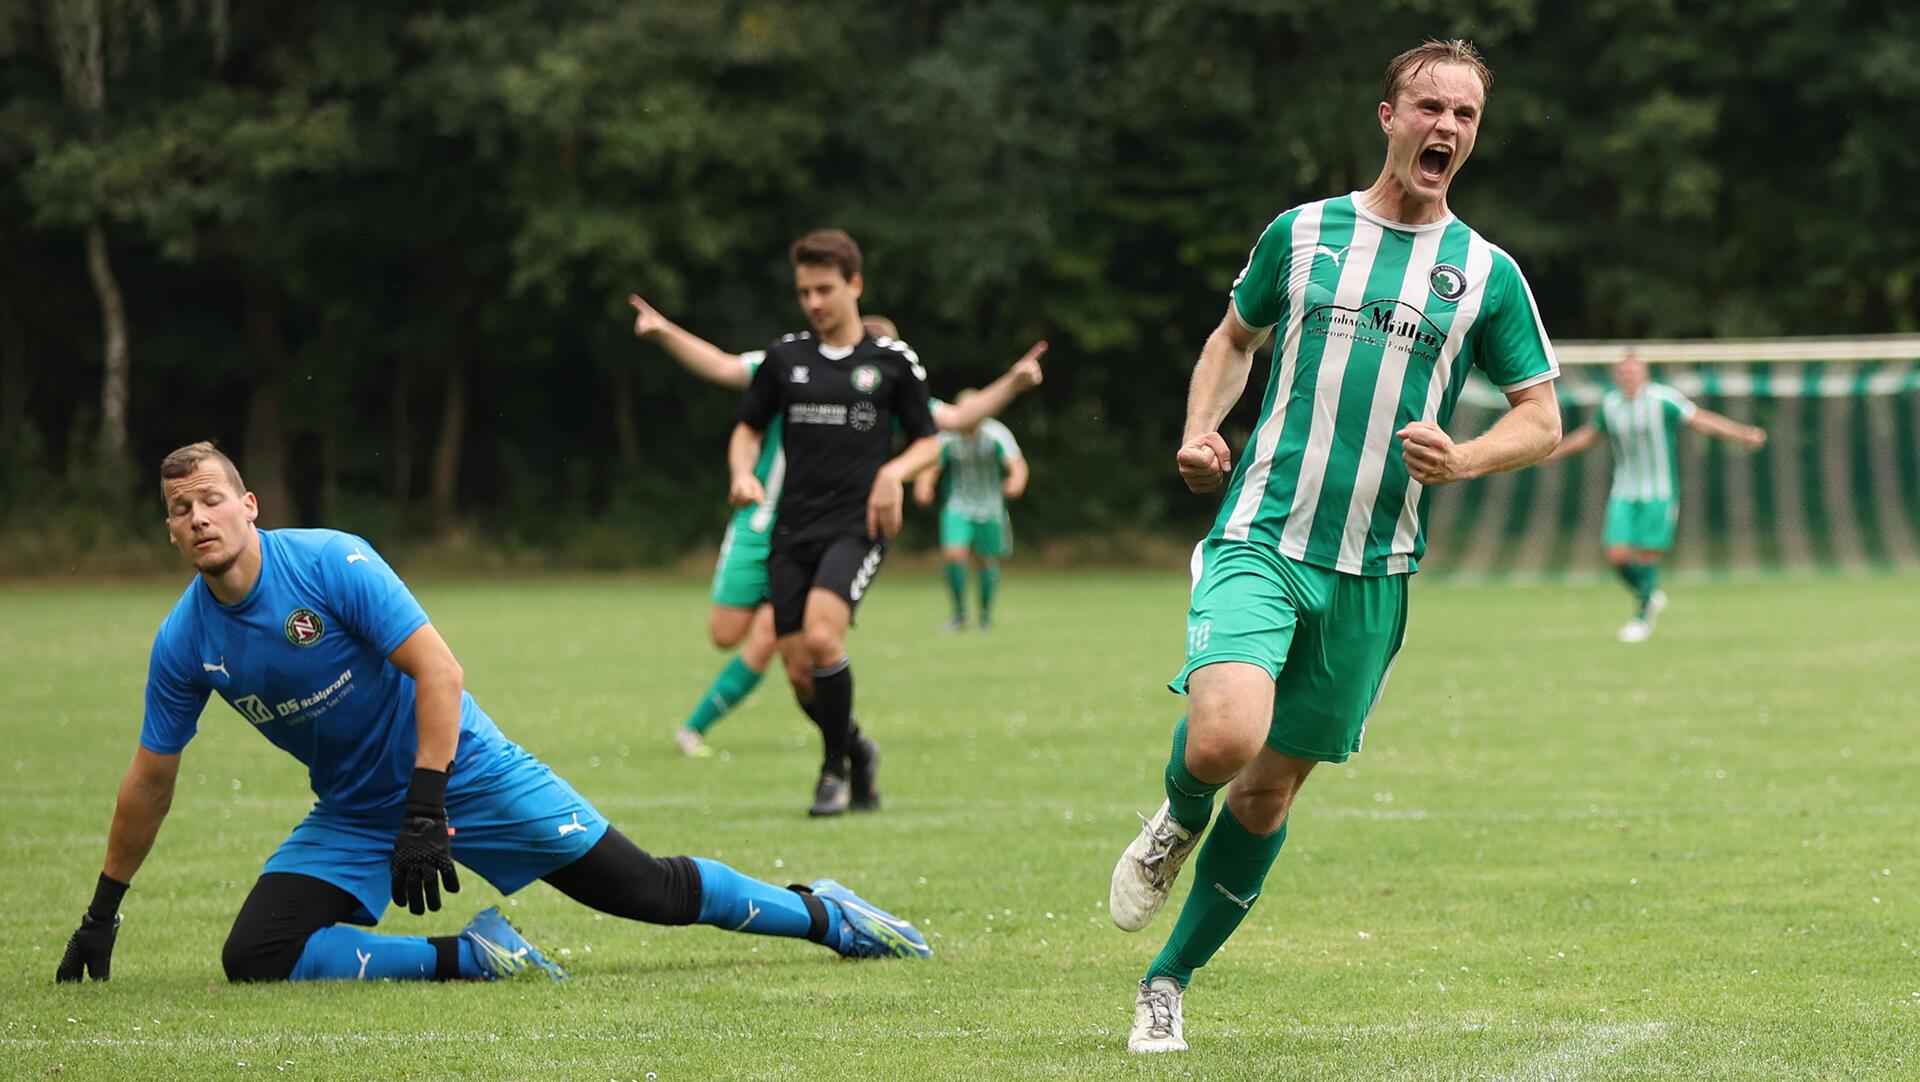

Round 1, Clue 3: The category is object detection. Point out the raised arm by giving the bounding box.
[1178,306,1269,493]
[1687,407,1767,449]
[57,746,181,981]
[385,624,465,914]
[629,294,751,390]
[934,340,1047,432]
[1542,423,1602,463]
[1399,381,1563,486]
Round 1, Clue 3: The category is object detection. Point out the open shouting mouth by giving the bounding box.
[1417,143,1453,184]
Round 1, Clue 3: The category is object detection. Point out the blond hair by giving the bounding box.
[159,441,246,497]
[1383,39,1492,104]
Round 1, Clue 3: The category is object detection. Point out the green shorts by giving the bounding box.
[939,506,1012,559]
[1170,540,1408,763]
[710,510,773,609]
[1602,497,1678,552]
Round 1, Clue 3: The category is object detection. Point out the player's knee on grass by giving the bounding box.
[1183,667,1278,783]
[223,873,362,983]
[1224,754,1317,835]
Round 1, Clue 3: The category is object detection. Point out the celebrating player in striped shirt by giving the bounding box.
[1544,351,1767,642]
[1107,39,1564,1054]
[913,397,1030,631]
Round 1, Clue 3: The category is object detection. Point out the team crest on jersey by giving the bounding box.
[849,401,879,432]
[850,364,882,393]
[1429,263,1468,302]
[284,608,325,647]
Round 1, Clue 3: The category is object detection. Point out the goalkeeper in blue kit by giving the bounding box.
[56,442,929,984]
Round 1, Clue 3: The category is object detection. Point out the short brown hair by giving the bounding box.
[159,441,246,496]
[1383,39,1492,104]
[790,229,862,281]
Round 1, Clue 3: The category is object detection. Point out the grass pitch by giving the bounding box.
[3,568,1917,1079]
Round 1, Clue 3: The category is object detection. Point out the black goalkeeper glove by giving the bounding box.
[390,767,460,915]
[57,873,128,982]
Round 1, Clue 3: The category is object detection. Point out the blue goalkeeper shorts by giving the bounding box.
[262,742,610,924]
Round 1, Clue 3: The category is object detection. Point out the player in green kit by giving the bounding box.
[913,393,1030,631]
[629,297,1044,759]
[1106,40,1564,1053]
[1544,351,1766,642]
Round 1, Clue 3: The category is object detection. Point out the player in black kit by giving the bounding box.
[729,230,942,817]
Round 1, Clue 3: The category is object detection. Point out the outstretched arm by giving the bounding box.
[934,341,1047,431]
[1002,454,1029,501]
[1400,381,1563,487]
[1688,407,1767,449]
[1542,423,1602,463]
[102,746,180,885]
[1177,306,1268,493]
[57,746,180,981]
[629,294,750,390]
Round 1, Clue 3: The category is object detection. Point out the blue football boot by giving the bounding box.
[459,906,568,979]
[808,879,932,959]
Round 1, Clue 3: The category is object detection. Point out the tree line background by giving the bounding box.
[1,0,1915,573]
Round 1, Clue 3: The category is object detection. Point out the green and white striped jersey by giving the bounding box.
[737,351,785,532]
[1594,384,1695,502]
[939,420,1022,521]
[1213,193,1559,575]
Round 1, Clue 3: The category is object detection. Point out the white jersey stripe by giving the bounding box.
[1279,216,1384,559]
[1222,202,1325,541]
[1390,234,1495,559]
[1337,225,1448,573]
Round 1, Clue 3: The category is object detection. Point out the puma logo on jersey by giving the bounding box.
[202,657,229,679]
[1315,244,1349,268]
[557,812,588,836]
[346,549,368,564]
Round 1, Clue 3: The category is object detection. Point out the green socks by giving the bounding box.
[1144,805,1289,988]
[1615,562,1656,616]
[1164,717,1223,834]
[944,561,968,619]
[979,563,1000,624]
[684,655,766,735]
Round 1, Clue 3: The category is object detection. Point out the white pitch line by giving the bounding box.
[1503,1021,1668,1082]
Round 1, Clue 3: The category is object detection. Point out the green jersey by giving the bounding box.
[738,351,785,532]
[1214,194,1559,575]
[1594,384,1695,502]
[939,420,1021,521]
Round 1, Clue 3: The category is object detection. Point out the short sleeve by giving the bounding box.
[1475,251,1560,392]
[322,534,430,657]
[1591,394,1611,434]
[140,623,209,755]
[1662,388,1698,422]
[736,347,782,431]
[1230,213,1292,331]
[891,344,937,440]
[739,350,767,379]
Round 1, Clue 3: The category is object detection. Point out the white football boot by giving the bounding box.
[1646,589,1668,626]
[1110,800,1201,932]
[1617,618,1652,644]
[1128,977,1188,1053]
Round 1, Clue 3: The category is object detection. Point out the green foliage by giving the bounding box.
[1,0,1915,564]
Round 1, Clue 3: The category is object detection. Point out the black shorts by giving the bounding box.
[769,534,887,636]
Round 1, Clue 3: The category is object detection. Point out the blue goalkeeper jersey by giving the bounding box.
[141,528,517,813]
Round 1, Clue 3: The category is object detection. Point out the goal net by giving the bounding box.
[1425,335,1920,576]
